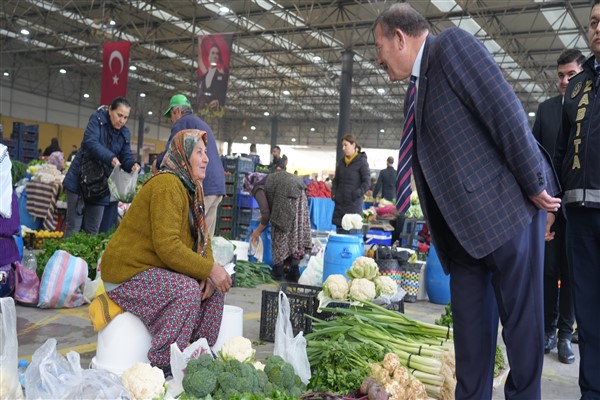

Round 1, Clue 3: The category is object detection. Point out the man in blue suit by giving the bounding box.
[374,4,561,399]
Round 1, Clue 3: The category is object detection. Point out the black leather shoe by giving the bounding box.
[544,332,557,354]
[558,339,575,364]
[572,329,579,344]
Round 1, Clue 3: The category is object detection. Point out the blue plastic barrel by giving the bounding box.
[425,245,451,304]
[323,234,363,282]
[246,220,273,267]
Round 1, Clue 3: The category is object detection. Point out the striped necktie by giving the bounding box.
[396,75,417,214]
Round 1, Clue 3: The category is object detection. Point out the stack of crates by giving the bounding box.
[0,122,39,163]
[216,156,255,239]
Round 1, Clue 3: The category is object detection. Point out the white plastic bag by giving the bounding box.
[298,254,323,287]
[108,166,139,203]
[273,291,311,385]
[0,298,24,400]
[166,337,212,399]
[25,338,129,399]
[211,236,235,266]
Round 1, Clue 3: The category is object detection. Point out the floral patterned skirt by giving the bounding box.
[107,267,224,372]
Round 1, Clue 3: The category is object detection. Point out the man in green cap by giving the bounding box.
[156,93,225,237]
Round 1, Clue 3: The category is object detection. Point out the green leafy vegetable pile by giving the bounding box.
[434,303,453,327]
[307,335,385,395]
[234,260,274,288]
[181,354,304,399]
[11,160,27,186]
[35,231,113,279]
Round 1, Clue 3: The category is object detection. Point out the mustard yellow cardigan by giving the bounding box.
[101,173,214,284]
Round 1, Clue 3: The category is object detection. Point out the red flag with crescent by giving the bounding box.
[101,42,130,106]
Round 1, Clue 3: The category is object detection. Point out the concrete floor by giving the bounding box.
[16,282,581,399]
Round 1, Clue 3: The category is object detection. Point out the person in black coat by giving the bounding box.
[373,156,397,202]
[332,133,370,231]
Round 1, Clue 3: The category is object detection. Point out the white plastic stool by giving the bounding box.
[211,305,244,352]
[91,312,152,376]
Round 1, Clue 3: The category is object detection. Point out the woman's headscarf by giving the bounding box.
[159,129,209,256]
[243,172,267,195]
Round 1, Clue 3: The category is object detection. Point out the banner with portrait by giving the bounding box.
[197,34,233,117]
[100,41,130,106]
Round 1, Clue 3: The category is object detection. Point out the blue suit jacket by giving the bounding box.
[411,29,560,264]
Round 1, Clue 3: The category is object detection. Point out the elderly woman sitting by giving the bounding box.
[99,129,232,375]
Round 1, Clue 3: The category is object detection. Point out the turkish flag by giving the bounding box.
[100,42,130,106]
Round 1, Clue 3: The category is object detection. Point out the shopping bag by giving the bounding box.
[25,338,128,399]
[38,250,87,308]
[14,261,40,306]
[108,165,139,203]
[273,291,311,385]
[0,298,24,400]
[166,337,212,398]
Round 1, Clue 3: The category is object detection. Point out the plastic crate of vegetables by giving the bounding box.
[259,282,404,342]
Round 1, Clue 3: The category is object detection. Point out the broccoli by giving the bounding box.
[182,369,217,398]
[186,353,215,375]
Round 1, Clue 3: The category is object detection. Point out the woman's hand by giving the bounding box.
[250,230,260,247]
[198,280,216,301]
[111,157,121,168]
[131,163,141,173]
[207,263,232,293]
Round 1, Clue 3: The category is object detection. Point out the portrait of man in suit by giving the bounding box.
[374,3,561,399]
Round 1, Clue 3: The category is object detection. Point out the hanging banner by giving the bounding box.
[197,34,233,116]
[100,41,131,106]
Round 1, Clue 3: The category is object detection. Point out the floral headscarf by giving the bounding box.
[159,129,209,255]
[243,172,267,194]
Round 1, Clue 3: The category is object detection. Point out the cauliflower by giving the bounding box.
[253,361,265,371]
[120,362,165,400]
[219,336,256,363]
[323,274,350,300]
[347,256,379,280]
[375,276,398,297]
[349,278,377,301]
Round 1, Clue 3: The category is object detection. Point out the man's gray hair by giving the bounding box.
[375,3,430,38]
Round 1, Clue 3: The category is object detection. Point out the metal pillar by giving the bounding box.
[270,117,279,162]
[336,49,354,164]
[137,96,145,164]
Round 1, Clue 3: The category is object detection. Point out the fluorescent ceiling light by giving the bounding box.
[83,93,90,98]
[264,111,270,116]
[140,93,146,97]
[59,68,66,74]
[20,29,29,35]
[250,126,256,130]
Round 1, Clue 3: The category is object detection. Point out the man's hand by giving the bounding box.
[207,263,232,293]
[545,213,556,241]
[131,163,141,173]
[111,157,121,168]
[529,190,561,212]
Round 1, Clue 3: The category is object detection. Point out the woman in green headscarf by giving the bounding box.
[101,129,232,375]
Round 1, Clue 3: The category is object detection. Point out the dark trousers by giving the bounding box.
[449,211,545,400]
[543,212,575,339]
[565,207,600,400]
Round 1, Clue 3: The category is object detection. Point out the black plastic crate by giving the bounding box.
[221,195,234,207]
[224,172,236,183]
[237,208,253,225]
[260,283,321,342]
[259,282,405,342]
[219,206,233,218]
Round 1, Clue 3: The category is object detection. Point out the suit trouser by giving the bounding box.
[449,210,545,400]
[565,207,600,400]
[543,212,575,339]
